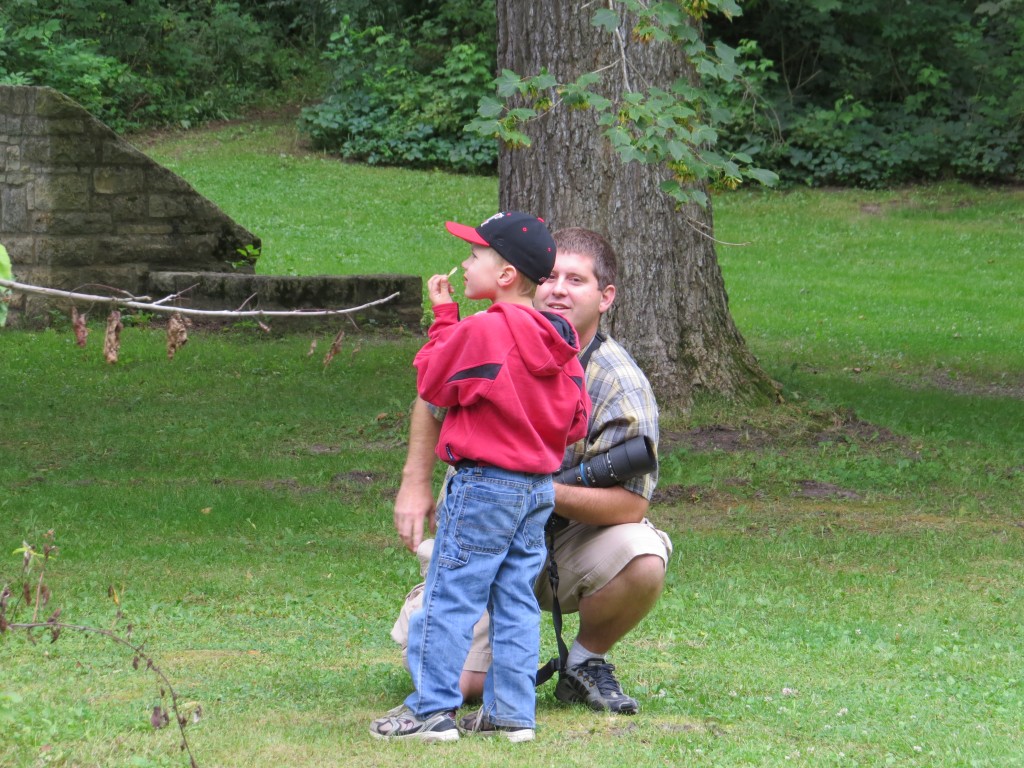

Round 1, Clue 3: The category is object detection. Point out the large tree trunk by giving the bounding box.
[496,1,778,408]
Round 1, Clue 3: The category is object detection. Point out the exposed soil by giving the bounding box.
[652,409,907,509]
[659,408,909,457]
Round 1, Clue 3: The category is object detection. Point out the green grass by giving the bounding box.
[714,185,1024,380]
[135,121,497,279]
[1,122,1022,767]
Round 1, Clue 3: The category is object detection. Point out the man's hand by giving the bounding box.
[393,475,436,552]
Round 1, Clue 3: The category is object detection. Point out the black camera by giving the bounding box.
[552,435,657,488]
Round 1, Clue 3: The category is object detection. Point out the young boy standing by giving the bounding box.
[370,211,591,743]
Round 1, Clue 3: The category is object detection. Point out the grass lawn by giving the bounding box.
[1,120,1022,767]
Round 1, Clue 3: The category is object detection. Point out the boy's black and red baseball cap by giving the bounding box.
[445,211,556,284]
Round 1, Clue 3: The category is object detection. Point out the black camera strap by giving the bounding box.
[536,331,604,688]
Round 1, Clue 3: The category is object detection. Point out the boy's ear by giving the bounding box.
[496,263,519,286]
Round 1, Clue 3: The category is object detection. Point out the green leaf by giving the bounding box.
[495,69,526,98]
[476,96,505,119]
[746,167,780,187]
[529,71,559,91]
[0,242,10,327]
[591,8,621,33]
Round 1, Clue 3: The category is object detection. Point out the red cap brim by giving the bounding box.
[445,221,489,246]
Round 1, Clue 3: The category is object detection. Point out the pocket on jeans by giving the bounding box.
[454,484,526,555]
[525,490,555,550]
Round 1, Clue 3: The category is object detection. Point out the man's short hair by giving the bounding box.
[552,228,618,289]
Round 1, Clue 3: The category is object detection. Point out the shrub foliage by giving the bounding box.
[298,2,497,172]
[1,0,1020,185]
[0,0,321,132]
[707,0,1024,186]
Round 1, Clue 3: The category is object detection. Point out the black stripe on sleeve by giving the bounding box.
[447,363,502,383]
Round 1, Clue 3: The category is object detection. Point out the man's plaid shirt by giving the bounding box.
[562,332,659,500]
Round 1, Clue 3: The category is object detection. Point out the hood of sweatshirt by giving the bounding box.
[485,303,580,376]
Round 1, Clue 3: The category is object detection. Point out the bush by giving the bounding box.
[708,0,1024,187]
[0,0,317,132]
[299,11,497,173]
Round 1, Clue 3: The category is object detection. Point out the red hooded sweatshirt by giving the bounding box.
[415,302,591,473]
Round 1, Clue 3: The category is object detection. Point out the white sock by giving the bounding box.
[567,639,603,670]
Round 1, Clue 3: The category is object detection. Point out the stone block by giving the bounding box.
[0,236,36,265]
[3,143,23,172]
[32,235,100,266]
[33,89,85,120]
[114,222,175,236]
[99,194,147,219]
[50,135,103,165]
[102,140,147,165]
[44,211,114,235]
[1,185,29,230]
[148,193,190,218]
[93,167,145,195]
[28,174,91,212]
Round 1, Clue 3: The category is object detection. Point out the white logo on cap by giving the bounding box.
[479,212,507,226]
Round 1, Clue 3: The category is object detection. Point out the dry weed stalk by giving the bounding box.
[1,532,202,767]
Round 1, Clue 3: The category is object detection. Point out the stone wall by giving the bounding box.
[0,85,261,327]
[0,85,422,331]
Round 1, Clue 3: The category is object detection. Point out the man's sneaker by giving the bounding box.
[555,658,640,714]
[369,704,459,742]
[457,708,536,743]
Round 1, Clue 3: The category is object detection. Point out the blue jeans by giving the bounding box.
[405,466,553,728]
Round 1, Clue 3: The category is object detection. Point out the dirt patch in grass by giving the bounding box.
[660,408,908,457]
[661,425,773,454]
[924,370,1024,400]
[654,409,907,507]
[792,480,861,500]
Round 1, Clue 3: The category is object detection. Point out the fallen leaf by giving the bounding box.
[72,307,88,347]
[103,310,122,364]
[323,328,345,367]
[166,312,190,359]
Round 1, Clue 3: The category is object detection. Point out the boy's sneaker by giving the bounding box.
[457,709,536,743]
[369,705,459,742]
[555,658,640,715]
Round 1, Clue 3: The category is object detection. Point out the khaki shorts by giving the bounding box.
[391,520,672,674]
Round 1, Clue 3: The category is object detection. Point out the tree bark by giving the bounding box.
[496,1,778,408]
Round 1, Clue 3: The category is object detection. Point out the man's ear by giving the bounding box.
[599,283,616,314]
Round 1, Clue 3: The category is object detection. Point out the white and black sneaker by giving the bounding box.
[457,708,535,742]
[555,658,640,715]
[369,704,459,742]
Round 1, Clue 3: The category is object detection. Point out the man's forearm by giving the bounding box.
[393,397,442,551]
[402,397,441,483]
[553,482,649,527]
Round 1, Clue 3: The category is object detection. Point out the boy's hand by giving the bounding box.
[426,273,455,307]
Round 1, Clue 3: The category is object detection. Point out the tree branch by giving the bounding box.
[0,278,400,319]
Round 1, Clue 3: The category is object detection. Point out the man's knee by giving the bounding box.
[609,553,666,597]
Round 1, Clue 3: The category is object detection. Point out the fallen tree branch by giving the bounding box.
[0,278,400,319]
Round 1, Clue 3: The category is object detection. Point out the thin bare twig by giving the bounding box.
[0,278,400,319]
